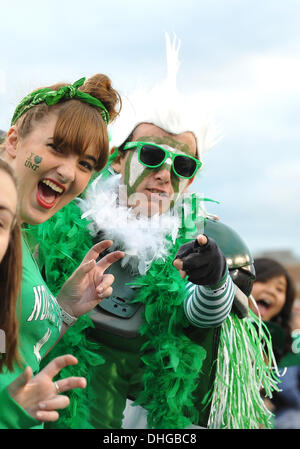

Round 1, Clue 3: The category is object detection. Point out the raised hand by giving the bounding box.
[7,355,86,422]
[173,234,226,286]
[57,240,125,318]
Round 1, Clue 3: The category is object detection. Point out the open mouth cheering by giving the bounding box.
[37,178,65,209]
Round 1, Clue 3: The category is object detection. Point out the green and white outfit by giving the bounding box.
[25,168,280,430]
[0,237,62,429]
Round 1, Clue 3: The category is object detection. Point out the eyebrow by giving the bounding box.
[84,155,97,165]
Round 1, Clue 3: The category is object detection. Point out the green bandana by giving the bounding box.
[11,77,109,125]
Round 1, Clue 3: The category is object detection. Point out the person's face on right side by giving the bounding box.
[113,123,198,217]
[0,169,17,263]
[250,275,287,321]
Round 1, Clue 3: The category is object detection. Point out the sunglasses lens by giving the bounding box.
[139,145,165,167]
[174,155,197,178]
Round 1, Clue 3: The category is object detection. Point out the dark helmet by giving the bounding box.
[203,217,256,318]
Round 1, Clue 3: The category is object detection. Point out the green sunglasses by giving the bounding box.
[123,141,202,179]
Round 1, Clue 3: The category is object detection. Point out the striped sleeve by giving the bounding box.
[184,270,235,328]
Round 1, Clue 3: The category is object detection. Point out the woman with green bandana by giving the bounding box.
[0,74,124,429]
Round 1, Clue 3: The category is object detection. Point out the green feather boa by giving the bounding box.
[127,232,207,428]
[25,201,105,429]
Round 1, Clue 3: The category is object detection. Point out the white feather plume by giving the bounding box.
[108,32,220,161]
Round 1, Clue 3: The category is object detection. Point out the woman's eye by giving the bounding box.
[79,160,94,171]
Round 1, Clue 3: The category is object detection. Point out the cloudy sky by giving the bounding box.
[1,0,299,258]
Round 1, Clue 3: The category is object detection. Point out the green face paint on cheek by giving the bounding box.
[169,172,189,209]
[124,151,153,197]
[24,152,43,172]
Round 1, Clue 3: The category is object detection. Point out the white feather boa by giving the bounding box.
[77,173,181,275]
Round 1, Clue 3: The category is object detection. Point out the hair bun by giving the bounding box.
[80,74,121,123]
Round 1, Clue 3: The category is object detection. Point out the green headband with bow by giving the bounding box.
[11,77,110,125]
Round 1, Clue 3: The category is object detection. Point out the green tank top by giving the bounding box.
[18,236,62,373]
[0,236,62,428]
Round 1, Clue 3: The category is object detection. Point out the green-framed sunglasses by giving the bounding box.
[123,141,202,179]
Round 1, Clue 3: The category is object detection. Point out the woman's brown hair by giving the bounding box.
[15,74,122,172]
[0,159,22,372]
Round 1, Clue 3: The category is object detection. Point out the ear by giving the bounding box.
[188,177,195,187]
[187,176,195,188]
[5,126,19,160]
[110,147,122,173]
[182,176,195,194]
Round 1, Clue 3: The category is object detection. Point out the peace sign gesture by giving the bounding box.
[7,355,86,422]
[57,240,124,318]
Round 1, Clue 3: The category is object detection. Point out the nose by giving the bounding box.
[56,155,77,183]
[153,158,172,183]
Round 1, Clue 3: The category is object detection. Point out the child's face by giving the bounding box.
[0,169,17,263]
[250,275,287,321]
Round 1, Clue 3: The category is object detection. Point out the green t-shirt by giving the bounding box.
[0,236,62,429]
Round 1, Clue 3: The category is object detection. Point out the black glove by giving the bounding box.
[174,235,227,286]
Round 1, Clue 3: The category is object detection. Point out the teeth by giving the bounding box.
[42,179,64,194]
[149,189,168,197]
[258,298,271,307]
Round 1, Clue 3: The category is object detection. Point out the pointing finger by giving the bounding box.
[196,234,208,246]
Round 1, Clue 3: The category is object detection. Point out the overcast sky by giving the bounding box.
[1,0,300,258]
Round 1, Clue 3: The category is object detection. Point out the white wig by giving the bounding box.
[108,33,220,162]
